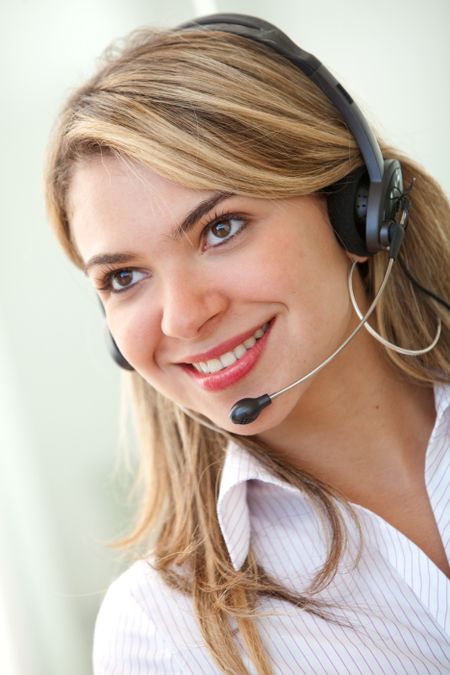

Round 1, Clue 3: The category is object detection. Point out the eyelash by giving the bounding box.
[95,211,248,294]
[201,210,247,250]
[96,266,147,294]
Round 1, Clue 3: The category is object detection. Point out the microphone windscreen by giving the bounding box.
[229,394,271,425]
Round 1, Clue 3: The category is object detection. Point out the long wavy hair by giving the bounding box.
[45,26,450,674]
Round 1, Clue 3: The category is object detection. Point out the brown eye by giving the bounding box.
[211,221,232,238]
[204,216,246,248]
[114,271,133,287]
[110,269,146,292]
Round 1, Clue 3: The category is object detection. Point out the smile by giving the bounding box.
[180,320,273,392]
[191,323,269,374]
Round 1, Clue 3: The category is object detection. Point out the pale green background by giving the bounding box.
[0,0,448,673]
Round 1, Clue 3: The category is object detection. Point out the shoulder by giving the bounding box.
[93,560,217,674]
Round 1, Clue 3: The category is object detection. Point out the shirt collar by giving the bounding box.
[217,440,297,570]
[217,384,450,572]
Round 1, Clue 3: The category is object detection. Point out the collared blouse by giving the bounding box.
[93,386,450,673]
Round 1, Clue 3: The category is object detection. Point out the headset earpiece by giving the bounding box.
[366,159,403,252]
[98,297,135,371]
[326,159,403,256]
[106,329,134,371]
[325,167,370,256]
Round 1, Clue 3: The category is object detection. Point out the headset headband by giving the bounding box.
[181,14,384,181]
[179,14,404,256]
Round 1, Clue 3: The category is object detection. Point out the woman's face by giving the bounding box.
[69,155,361,434]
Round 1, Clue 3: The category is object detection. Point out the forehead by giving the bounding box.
[67,155,217,262]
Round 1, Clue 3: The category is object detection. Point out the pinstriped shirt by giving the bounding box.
[93,386,450,674]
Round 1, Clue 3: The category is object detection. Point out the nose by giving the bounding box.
[160,267,229,340]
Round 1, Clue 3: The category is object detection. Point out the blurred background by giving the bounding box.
[0,0,449,673]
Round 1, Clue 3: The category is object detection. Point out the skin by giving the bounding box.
[68,155,449,577]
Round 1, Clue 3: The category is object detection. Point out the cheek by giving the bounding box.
[244,240,314,307]
[263,238,352,337]
[228,230,306,299]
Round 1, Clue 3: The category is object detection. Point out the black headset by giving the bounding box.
[107,13,406,371]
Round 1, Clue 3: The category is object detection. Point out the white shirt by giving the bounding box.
[93,386,450,674]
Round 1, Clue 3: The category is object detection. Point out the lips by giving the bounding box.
[191,323,269,374]
[179,320,273,392]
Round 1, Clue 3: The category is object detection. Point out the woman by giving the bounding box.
[45,14,449,674]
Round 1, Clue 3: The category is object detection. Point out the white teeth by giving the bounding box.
[243,336,256,349]
[191,322,270,375]
[205,358,222,373]
[233,344,247,359]
[220,351,237,368]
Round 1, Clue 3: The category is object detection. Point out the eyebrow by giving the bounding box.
[83,252,139,274]
[171,191,234,239]
[83,190,234,274]
[83,253,138,274]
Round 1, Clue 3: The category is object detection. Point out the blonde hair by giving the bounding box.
[45,27,450,674]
